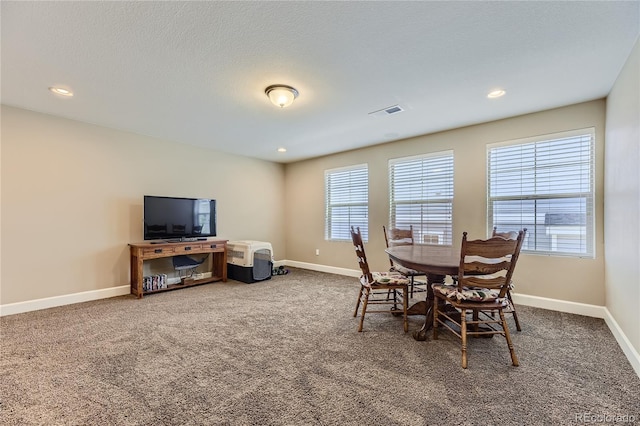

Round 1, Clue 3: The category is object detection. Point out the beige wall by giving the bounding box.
[0,106,286,305]
[605,37,640,352]
[0,97,614,310]
[285,100,606,306]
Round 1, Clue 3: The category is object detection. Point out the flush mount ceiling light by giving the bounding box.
[487,89,506,99]
[265,85,299,108]
[277,147,287,153]
[48,86,74,97]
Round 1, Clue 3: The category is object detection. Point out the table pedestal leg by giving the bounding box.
[412,272,445,341]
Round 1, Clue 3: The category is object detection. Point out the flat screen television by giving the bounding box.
[144,195,217,241]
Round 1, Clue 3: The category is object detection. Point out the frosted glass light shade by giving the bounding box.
[487,89,506,98]
[48,86,74,97]
[265,85,299,108]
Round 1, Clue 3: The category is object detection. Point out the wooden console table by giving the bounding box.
[129,239,228,298]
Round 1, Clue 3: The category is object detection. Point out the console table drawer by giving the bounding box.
[175,244,203,253]
[142,247,176,257]
[206,242,225,251]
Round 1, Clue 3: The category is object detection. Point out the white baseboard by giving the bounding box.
[282,260,361,277]
[603,308,640,377]
[0,285,131,317]
[511,293,606,318]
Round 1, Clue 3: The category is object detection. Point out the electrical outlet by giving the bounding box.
[315,249,320,256]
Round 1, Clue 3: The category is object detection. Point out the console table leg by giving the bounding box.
[130,256,144,298]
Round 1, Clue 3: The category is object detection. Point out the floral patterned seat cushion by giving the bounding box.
[368,271,411,285]
[391,264,423,276]
[432,283,504,303]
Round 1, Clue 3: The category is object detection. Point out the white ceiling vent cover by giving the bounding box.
[368,105,405,117]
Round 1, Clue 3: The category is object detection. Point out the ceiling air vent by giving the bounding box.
[368,104,405,117]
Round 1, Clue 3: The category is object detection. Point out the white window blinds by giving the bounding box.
[487,129,595,257]
[325,164,369,241]
[389,151,454,245]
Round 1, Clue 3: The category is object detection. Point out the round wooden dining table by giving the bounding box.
[385,244,459,341]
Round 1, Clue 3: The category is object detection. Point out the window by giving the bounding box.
[325,164,368,241]
[487,129,595,257]
[389,151,454,245]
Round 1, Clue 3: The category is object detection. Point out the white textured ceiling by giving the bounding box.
[2,1,639,163]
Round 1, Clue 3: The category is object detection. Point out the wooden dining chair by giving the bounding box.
[450,227,526,332]
[492,227,527,331]
[432,230,525,368]
[383,225,427,298]
[351,226,410,333]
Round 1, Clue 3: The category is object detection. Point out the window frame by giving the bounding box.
[486,128,595,258]
[388,150,454,246]
[324,163,369,242]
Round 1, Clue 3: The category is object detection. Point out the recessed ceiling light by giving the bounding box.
[277,147,287,153]
[49,86,74,97]
[487,89,506,99]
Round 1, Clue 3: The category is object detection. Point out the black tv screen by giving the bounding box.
[144,196,217,241]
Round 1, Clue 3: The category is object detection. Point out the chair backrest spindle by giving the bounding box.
[458,230,525,298]
[351,226,374,284]
[492,226,519,241]
[383,225,414,268]
[383,225,414,247]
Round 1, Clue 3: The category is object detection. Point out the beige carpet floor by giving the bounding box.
[1,267,639,425]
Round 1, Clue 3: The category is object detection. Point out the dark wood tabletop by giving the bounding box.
[385,244,459,277]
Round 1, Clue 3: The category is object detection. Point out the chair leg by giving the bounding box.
[358,287,370,332]
[472,310,479,333]
[392,289,398,310]
[500,309,519,366]
[403,287,408,333]
[353,286,363,317]
[410,276,414,298]
[507,290,522,331]
[433,296,439,340]
[461,308,468,369]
